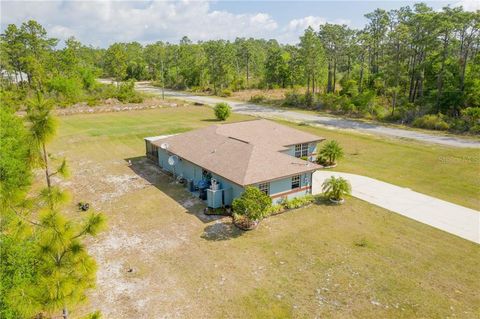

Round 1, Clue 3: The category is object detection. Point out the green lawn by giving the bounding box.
[278,121,480,210]
[51,106,479,318]
[58,105,479,210]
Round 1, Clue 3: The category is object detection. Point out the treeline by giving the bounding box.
[0,21,143,108]
[1,4,479,132]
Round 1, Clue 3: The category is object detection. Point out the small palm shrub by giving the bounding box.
[322,176,351,202]
[317,140,344,166]
[214,102,232,121]
[232,186,271,222]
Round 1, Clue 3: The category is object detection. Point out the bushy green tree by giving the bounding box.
[214,102,232,121]
[0,108,36,319]
[232,186,272,221]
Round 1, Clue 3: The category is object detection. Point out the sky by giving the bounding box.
[1,0,479,47]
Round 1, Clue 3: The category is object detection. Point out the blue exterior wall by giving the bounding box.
[282,142,318,157]
[259,172,313,205]
[156,148,313,206]
[157,148,243,206]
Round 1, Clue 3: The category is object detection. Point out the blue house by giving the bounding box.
[145,119,323,208]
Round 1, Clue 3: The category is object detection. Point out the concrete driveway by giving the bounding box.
[135,82,480,149]
[312,171,480,244]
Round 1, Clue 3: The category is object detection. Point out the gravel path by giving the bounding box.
[136,83,480,149]
[312,171,480,244]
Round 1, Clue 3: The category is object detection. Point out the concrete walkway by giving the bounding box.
[312,171,480,244]
[135,83,480,149]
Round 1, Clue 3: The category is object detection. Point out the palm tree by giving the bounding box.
[322,176,351,202]
[318,140,344,166]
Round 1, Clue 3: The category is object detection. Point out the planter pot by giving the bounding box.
[329,198,345,205]
[233,218,259,231]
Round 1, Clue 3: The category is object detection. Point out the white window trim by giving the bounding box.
[258,182,270,195]
[291,175,301,189]
[294,143,309,158]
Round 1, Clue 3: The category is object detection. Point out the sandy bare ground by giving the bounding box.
[58,155,229,318]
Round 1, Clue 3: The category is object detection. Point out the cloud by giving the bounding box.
[1,0,278,47]
[1,0,356,47]
[454,0,480,11]
[286,16,327,32]
[279,16,352,44]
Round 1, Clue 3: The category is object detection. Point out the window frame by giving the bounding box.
[291,175,301,189]
[258,182,270,195]
[294,143,309,158]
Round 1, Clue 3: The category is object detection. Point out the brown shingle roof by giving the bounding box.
[216,119,323,151]
[152,119,323,186]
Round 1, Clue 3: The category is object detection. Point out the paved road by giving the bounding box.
[136,82,480,148]
[312,171,480,244]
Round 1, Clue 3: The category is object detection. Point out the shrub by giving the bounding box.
[219,88,232,97]
[322,176,351,201]
[340,79,358,97]
[265,204,283,216]
[341,102,356,114]
[80,67,98,90]
[412,114,450,131]
[469,124,480,134]
[47,76,83,104]
[304,92,314,108]
[285,198,304,209]
[232,186,272,221]
[283,90,303,107]
[318,140,344,166]
[250,94,266,103]
[461,107,480,128]
[281,195,315,210]
[115,80,144,103]
[214,102,232,121]
[351,91,375,112]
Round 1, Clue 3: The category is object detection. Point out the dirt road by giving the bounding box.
[136,82,480,149]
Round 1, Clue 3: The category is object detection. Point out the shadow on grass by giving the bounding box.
[201,221,244,241]
[313,195,343,206]
[125,156,221,224]
[201,118,222,122]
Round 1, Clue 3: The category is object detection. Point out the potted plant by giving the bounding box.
[321,176,351,204]
[317,140,344,168]
[232,186,271,230]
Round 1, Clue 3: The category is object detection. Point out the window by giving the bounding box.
[291,175,300,189]
[294,143,309,158]
[258,182,270,195]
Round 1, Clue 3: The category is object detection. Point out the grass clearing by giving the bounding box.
[50,106,479,318]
